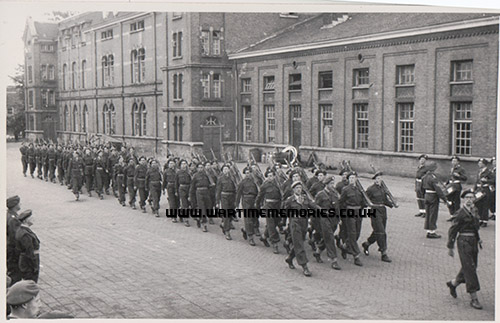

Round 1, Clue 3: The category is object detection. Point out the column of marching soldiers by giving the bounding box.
[15,141,495,309]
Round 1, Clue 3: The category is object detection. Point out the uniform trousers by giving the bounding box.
[366,207,388,252]
[149,182,162,212]
[320,216,340,260]
[242,196,258,237]
[288,217,309,266]
[264,201,281,244]
[455,235,480,293]
[221,193,235,232]
[424,193,439,230]
[127,179,137,205]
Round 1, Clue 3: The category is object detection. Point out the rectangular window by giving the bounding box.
[212,30,221,56]
[265,105,276,143]
[319,71,333,89]
[201,30,210,55]
[173,32,182,57]
[263,76,275,92]
[41,65,47,80]
[452,102,472,156]
[49,91,55,105]
[48,65,55,80]
[320,104,333,147]
[101,29,113,40]
[397,103,414,152]
[48,44,54,51]
[202,73,210,98]
[396,65,415,85]
[28,66,33,83]
[243,106,252,142]
[353,68,369,87]
[241,78,251,93]
[289,73,302,91]
[137,20,144,30]
[212,73,222,98]
[28,90,33,106]
[451,60,473,82]
[173,73,183,100]
[41,90,47,106]
[354,103,369,148]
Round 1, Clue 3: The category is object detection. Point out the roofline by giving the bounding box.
[84,12,150,33]
[229,16,499,60]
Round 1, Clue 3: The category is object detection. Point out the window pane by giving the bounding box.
[355,104,369,148]
[319,71,333,89]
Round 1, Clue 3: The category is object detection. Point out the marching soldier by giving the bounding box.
[147,160,163,217]
[83,149,95,197]
[488,157,496,221]
[163,159,179,222]
[56,145,65,185]
[108,147,120,197]
[189,163,212,232]
[67,151,84,200]
[308,170,327,263]
[236,167,259,246]
[216,164,237,240]
[315,177,342,270]
[422,161,451,238]
[64,147,72,188]
[114,156,127,206]
[475,158,494,227]
[362,172,394,262]
[446,189,483,310]
[15,210,40,282]
[47,144,57,183]
[27,143,36,178]
[19,142,28,177]
[256,169,282,252]
[334,169,350,248]
[446,156,468,221]
[101,147,111,195]
[94,151,108,199]
[337,171,366,266]
[34,144,43,179]
[176,159,192,226]
[125,158,137,209]
[7,195,22,284]
[41,144,49,181]
[414,154,428,218]
[134,156,149,213]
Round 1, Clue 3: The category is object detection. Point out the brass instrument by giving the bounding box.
[369,164,399,208]
[281,145,299,165]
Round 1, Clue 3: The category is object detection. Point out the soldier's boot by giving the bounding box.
[272,243,279,254]
[354,256,363,267]
[260,237,270,247]
[470,299,483,310]
[113,191,118,198]
[75,192,79,201]
[142,206,147,213]
[248,237,256,246]
[331,260,341,270]
[105,189,110,195]
[283,240,291,254]
[362,242,370,256]
[155,210,160,218]
[285,257,295,270]
[255,228,261,237]
[184,220,191,227]
[172,217,178,223]
[241,228,248,240]
[202,225,208,232]
[302,265,312,277]
[99,194,104,200]
[196,220,201,228]
[381,254,392,263]
[208,218,215,225]
[313,251,323,263]
[225,232,232,240]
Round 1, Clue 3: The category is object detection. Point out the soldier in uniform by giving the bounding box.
[134,156,149,213]
[15,210,40,282]
[114,156,127,206]
[488,157,496,221]
[334,169,350,248]
[125,158,137,209]
[67,151,84,201]
[34,144,43,179]
[446,156,468,221]
[284,181,318,277]
[163,159,179,222]
[475,158,494,227]
[108,147,120,197]
[236,167,259,246]
[94,151,108,199]
[19,142,28,177]
[147,160,163,217]
[446,189,483,310]
[101,147,111,195]
[422,161,451,238]
[47,144,57,183]
[315,177,342,270]
[83,149,95,197]
[216,164,237,240]
[56,145,65,185]
[256,169,282,252]
[176,159,192,226]
[362,172,394,262]
[189,163,212,232]
[7,196,22,284]
[27,143,36,178]
[41,144,49,181]
[64,147,72,188]
[414,154,428,217]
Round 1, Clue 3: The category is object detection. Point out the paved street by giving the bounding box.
[6,142,495,320]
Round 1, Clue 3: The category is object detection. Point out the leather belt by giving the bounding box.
[197,187,209,191]
[137,178,146,181]
[180,184,190,187]
[150,181,160,184]
[346,206,362,210]
[451,180,461,184]
[167,182,176,185]
[117,174,125,177]
[127,176,135,179]
[265,199,280,203]
[221,192,235,195]
[243,194,257,198]
[459,232,476,237]
[425,190,436,193]
[415,179,422,182]
[96,167,104,170]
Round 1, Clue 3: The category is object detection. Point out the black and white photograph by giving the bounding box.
[1,0,498,320]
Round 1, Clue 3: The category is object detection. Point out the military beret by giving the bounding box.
[315,170,327,176]
[324,176,335,185]
[478,158,488,165]
[179,159,188,165]
[289,169,300,179]
[418,154,428,160]
[7,195,20,209]
[339,169,349,176]
[347,171,358,179]
[18,209,33,221]
[372,171,383,179]
[265,169,275,177]
[221,164,231,172]
[242,167,252,174]
[450,155,460,161]
[205,161,212,166]
[291,181,303,189]
[6,280,40,306]
[461,188,475,199]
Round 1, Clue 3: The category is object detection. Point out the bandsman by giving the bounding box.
[414,154,428,218]
[422,161,450,238]
[475,158,494,227]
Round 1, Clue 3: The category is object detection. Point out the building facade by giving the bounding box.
[228,13,499,177]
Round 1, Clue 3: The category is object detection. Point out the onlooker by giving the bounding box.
[6,195,22,284]
[15,210,41,282]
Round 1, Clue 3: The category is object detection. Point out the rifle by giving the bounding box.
[369,164,399,208]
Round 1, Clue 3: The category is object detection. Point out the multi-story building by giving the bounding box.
[228,13,499,176]
[23,17,59,140]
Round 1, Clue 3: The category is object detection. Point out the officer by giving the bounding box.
[125,158,137,209]
[189,163,212,232]
[134,156,149,213]
[20,142,28,177]
[94,151,108,199]
[414,154,428,218]
[422,161,451,238]
[147,159,163,217]
[284,181,318,277]
[163,159,179,222]
[236,166,259,246]
[67,151,84,201]
[315,177,342,270]
[446,189,483,310]
[446,156,468,221]
[475,158,493,227]
[337,171,366,266]
[27,143,36,178]
[362,172,394,262]
[114,156,127,206]
[176,159,192,226]
[15,210,40,282]
[255,169,282,252]
[489,157,496,221]
[83,149,95,197]
[7,195,22,284]
[216,164,237,240]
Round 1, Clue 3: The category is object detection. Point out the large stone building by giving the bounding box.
[227,13,499,176]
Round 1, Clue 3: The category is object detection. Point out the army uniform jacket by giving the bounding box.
[447,206,481,249]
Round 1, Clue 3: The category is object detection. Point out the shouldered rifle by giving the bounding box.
[370,164,399,208]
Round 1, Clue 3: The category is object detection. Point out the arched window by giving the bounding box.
[110,104,116,135]
[108,55,114,85]
[101,56,107,86]
[140,103,147,136]
[81,60,86,89]
[131,50,138,83]
[64,105,69,131]
[103,104,109,134]
[72,105,79,132]
[179,116,183,141]
[71,62,77,89]
[48,65,55,80]
[138,48,145,82]
[132,102,146,136]
[174,116,178,141]
[62,64,67,90]
[131,48,145,83]
[82,105,88,132]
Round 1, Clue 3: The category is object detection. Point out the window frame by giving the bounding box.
[452,102,473,156]
[451,60,473,83]
[397,102,415,152]
[264,104,276,143]
[354,103,369,149]
[319,104,333,147]
[353,68,370,87]
[318,71,333,89]
[288,73,302,91]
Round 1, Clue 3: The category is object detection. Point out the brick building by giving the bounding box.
[228,13,499,177]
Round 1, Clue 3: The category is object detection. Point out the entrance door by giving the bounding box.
[290,105,302,148]
[201,116,222,160]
